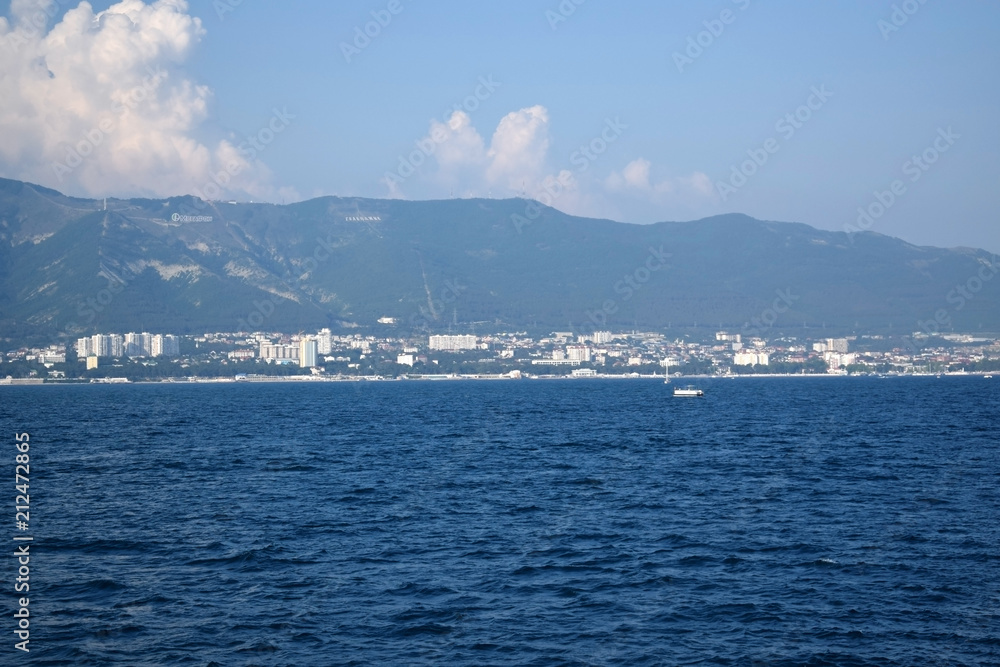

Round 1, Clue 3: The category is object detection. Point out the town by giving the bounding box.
[1,328,998,383]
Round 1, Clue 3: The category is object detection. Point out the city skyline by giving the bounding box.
[4,326,992,382]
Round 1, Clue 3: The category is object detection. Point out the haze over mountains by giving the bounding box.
[1,177,997,345]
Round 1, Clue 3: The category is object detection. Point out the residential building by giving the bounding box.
[317,329,332,355]
[827,338,850,353]
[734,352,769,366]
[429,335,477,351]
[76,337,93,358]
[299,339,318,368]
[260,343,299,362]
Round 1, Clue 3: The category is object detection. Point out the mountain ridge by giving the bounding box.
[1,177,997,344]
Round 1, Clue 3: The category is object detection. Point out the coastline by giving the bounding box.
[1,372,993,386]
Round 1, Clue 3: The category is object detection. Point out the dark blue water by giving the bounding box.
[2,377,999,665]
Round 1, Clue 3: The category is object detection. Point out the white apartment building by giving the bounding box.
[734,352,770,366]
[316,329,332,355]
[299,339,318,368]
[260,343,299,361]
[824,351,856,370]
[429,335,477,351]
[77,333,179,358]
[814,338,849,354]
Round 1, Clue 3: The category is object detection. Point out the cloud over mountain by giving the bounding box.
[606,157,713,201]
[385,104,713,221]
[0,0,287,201]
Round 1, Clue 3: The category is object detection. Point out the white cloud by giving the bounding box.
[431,111,486,169]
[607,157,714,199]
[389,105,555,198]
[485,105,550,189]
[607,157,653,190]
[679,171,714,197]
[388,111,715,222]
[0,0,289,201]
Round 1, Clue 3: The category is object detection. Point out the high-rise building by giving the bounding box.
[125,333,143,357]
[566,345,592,362]
[826,338,849,353]
[814,338,849,354]
[162,335,180,356]
[79,332,177,358]
[90,334,119,358]
[76,337,93,358]
[299,338,318,368]
[429,335,477,351]
[317,328,332,355]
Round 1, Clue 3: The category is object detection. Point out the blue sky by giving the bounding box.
[1,0,998,251]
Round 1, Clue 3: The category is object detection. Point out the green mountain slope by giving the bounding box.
[1,177,997,344]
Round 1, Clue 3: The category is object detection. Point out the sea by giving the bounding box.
[1,376,998,666]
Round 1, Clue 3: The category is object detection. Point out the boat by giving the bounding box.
[986,375,994,379]
[673,385,703,397]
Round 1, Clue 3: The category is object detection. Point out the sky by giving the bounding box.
[0,0,998,252]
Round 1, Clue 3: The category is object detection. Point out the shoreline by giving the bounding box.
[1,372,994,386]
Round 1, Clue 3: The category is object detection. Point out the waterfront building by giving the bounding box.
[734,352,770,366]
[299,339,318,368]
[317,328,332,355]
[429,335,477,351]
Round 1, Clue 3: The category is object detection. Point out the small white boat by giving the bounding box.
[673,385,703,397]
[986,375,994,379]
